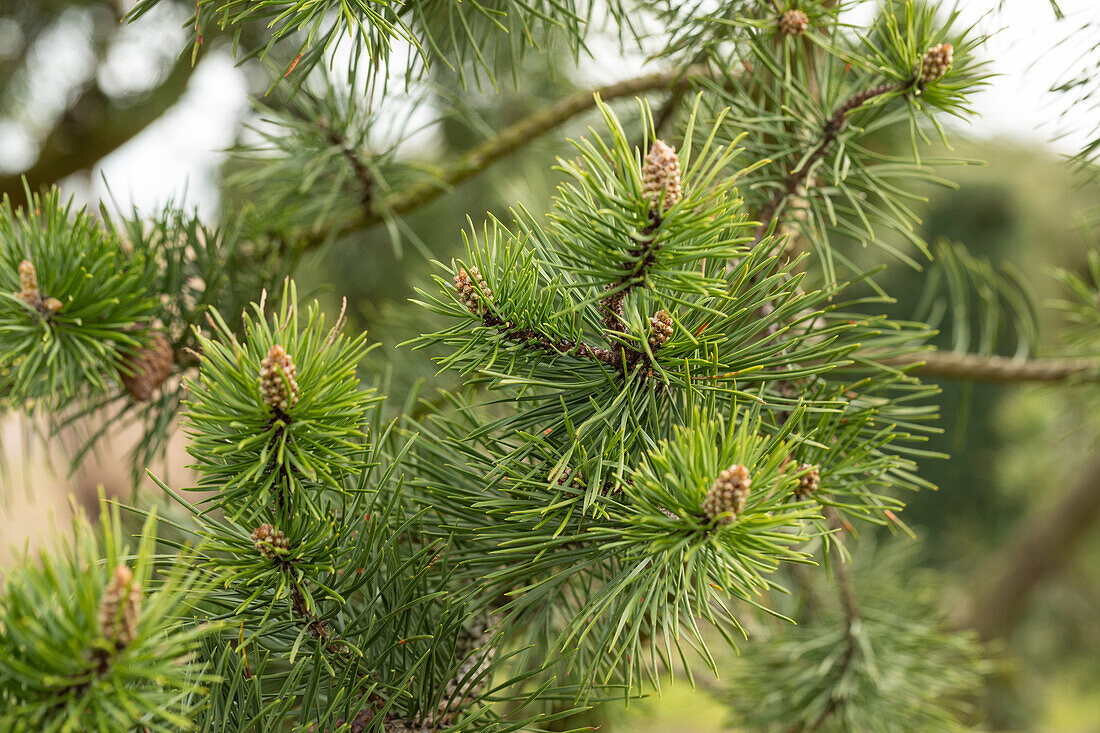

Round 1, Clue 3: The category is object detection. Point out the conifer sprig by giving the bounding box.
[719,541,986,732]
[225,77,438,249]
[146,431,563,732]
[0,188,158,404]
[0,501,218,731]
[184,282,378,521]
[695,3,989,279]
[415,102,933,512]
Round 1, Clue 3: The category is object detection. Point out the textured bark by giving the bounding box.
[883,351,1100,384]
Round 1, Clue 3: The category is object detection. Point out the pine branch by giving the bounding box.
[755,81,900,238]
[882,351,1100,384]
[316,65,713,244]
[480,311,620,366]
[599,218,661,341]
[786,507,862,733]
[961,451,1100,641]
[317,119,374,209]
[288,571,333,643]
[0,46,207,203]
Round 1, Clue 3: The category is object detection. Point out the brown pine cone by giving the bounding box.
[98,564,142,649]
[120,331,174,401]
[648,309,674,350]
[918,43,953,84]
[778,9,809,37]
[794,463,821,498]
[454,266,493,315]
[251,523,290,559]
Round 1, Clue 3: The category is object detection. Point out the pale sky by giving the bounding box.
[67,1,1100,216]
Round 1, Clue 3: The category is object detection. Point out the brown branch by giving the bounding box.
[755,81,900,239]
[960,451,1100,641]
[786,508,861,733]
[288,574,333,643]
[881,351,1100,384]
[599,217,662,340]
[0,46,208,204]
[317,65,714,244]
[736,79,904,340]
[319,121,373,208]
[482,312,620,366]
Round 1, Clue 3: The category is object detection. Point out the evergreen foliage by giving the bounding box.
[0,189,159,404]
[2,1,1099,731]
[0,501,218,731]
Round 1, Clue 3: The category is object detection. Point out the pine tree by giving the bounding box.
[1,1,1098,731]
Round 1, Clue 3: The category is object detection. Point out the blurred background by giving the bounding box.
[2,1,1100,731]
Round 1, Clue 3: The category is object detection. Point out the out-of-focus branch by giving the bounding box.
[786,507,861,733]
[882,351,1100,384]
[961,451,1100,641]
[323,65,714,244]
[0,46,207,203]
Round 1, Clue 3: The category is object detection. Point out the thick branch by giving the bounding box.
[325,65,713,241]
[882,351,1100,384]
[961,451,1100,640]
[0,47,207,203]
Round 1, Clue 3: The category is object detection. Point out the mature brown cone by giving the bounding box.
[702,464,751,524]
[642,139,683,212]
[778,9,809,36]
[120,331,174,401]
[98,564,142,649]
[259,344,300,412]
[454,266,492,314]
[919,43,953,84]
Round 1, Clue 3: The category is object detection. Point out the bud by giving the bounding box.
[43,297,63,314]
[120,331,174,401]
[98,564,142,649]
[794,463,820,498]
[778,9,809,37]
[648,309,673,350]
[259,344,300,412]
[642,139,683,213]
[918,43,953,85]
[16,259,41,306]
[454,266,492,315]
[702,464,751,524]
[252,523,290,559]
